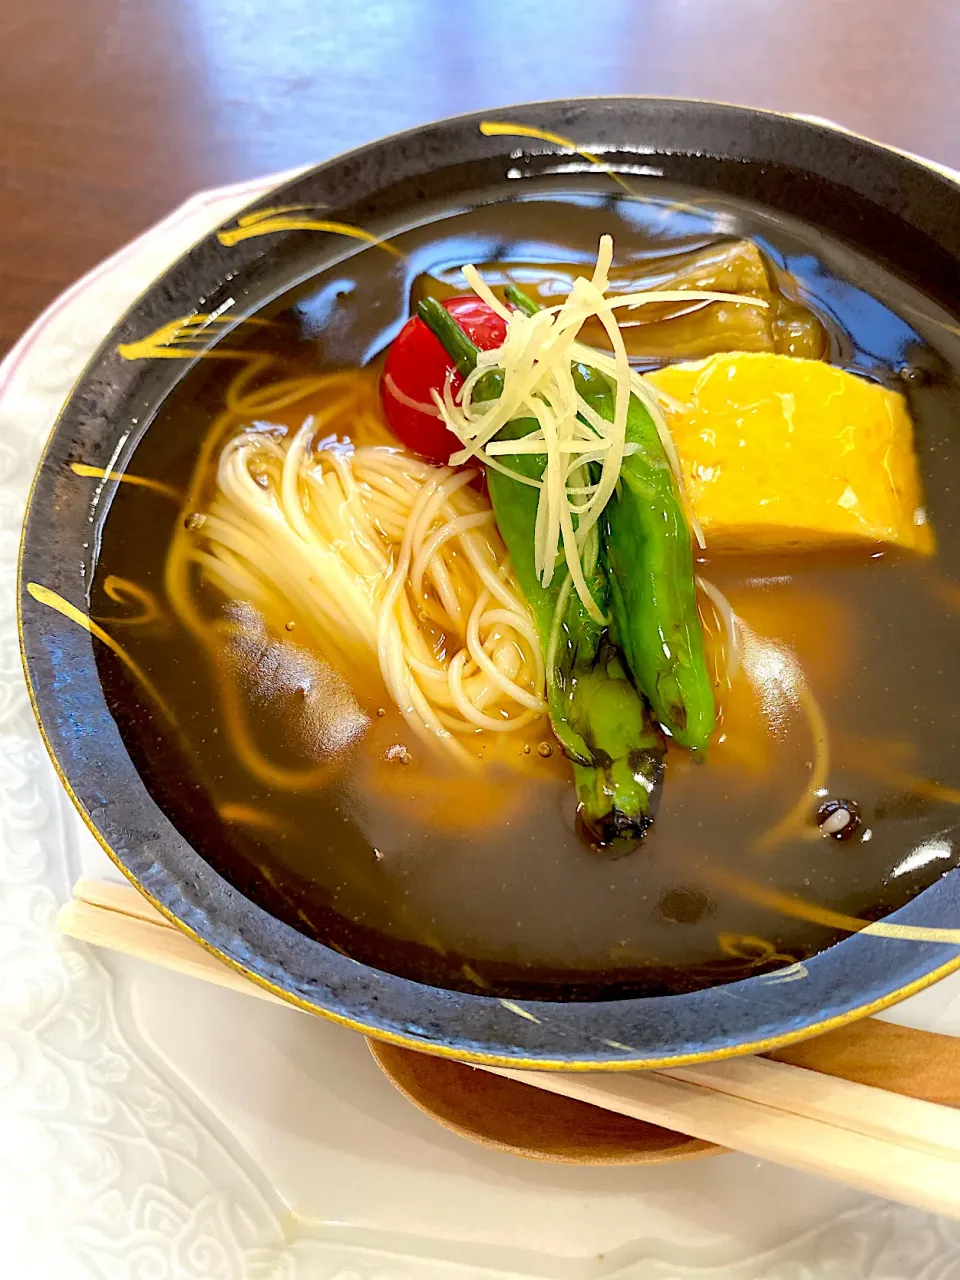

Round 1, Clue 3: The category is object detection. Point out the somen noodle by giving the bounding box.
[166,365,546,768]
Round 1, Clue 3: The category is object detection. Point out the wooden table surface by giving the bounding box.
[1,0,958,356]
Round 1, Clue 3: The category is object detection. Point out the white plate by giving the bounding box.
[3,165,960,1279]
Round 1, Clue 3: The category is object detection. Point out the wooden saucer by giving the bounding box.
[369,1018,960,1165]
[367,1039,721,1164]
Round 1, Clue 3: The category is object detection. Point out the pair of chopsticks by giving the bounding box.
[59,877,960,1218]
[485,1059,960,1213]
[60,877,286,1004]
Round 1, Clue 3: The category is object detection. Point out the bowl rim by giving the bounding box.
[17,95,960,1069]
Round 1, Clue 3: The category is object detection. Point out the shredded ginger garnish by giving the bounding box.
[433,235,766,620]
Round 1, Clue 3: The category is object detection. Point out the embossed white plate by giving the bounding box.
[3,166,960,1279]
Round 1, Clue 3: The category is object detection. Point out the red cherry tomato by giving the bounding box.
[380,296,507,463]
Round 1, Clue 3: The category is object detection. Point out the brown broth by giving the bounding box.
[89,183,960,999]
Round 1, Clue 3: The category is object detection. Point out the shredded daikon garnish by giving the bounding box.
[696,575,742,680]
[383,371,443,418]
[433,236,766,619]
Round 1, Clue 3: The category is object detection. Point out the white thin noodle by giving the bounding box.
[195,428,546,762]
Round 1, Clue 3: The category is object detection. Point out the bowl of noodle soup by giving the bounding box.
[18,99,960,1068]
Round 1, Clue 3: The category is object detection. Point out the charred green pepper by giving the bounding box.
[418,298,665,848]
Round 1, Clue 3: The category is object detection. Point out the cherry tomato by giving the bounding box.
[380,296,507,463]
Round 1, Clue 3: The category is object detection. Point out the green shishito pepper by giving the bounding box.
[417,298,665,849]
[503,285,715,751]
[576,363,715,751]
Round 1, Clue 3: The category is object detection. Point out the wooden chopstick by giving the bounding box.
[658,1054,960,1157]
[60,879,285,1005]
[72,875,178,926]
[482,1064,960,1216]
[58,877,960,1217]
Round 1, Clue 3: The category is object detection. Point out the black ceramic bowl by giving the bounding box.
[19,99,960,1069]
